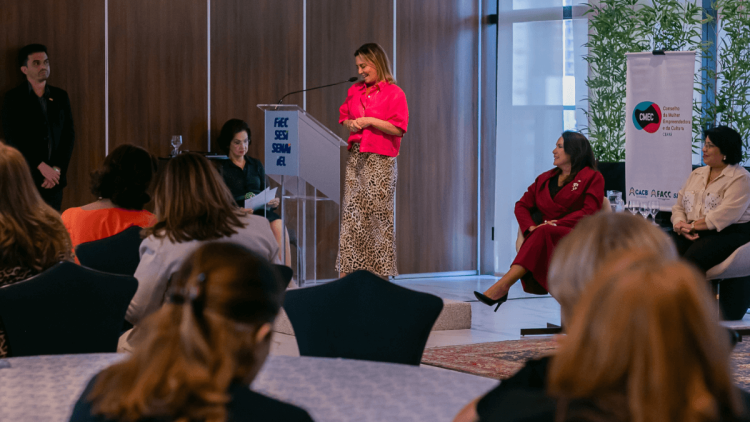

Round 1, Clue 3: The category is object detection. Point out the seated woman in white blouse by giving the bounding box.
[672,126,750,273]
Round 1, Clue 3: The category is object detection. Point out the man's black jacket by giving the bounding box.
[2,82,75,187]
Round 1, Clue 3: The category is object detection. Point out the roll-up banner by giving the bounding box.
[625,51,695,211]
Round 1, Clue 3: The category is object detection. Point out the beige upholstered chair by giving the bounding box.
[706,243,750,321]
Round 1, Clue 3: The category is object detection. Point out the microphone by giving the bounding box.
[277,77,359,104]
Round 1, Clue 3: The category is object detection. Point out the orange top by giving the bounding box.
[61,207,156,249]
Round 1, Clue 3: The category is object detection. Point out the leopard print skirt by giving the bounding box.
[336,144,398,276]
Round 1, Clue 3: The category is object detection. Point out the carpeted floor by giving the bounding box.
[422,337,750,391]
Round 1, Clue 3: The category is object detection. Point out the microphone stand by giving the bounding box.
[276,77,359,105]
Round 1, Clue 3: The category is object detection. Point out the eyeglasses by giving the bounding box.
[704,141,717,149]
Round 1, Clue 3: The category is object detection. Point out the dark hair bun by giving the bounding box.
[90,144,157,210]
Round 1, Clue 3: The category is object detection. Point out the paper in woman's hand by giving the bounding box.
[245,187,278,211]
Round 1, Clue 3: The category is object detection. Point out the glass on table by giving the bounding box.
[648,200,659,224]
[606,190,622,202]
[638,202,650,219]
[170,135,183,157]
[627,200,640,215]
[607,190,622,212]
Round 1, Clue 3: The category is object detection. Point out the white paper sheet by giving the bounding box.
[245,187,278,211]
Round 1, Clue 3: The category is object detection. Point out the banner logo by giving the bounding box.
[632,101,662,133]
[273,118,289,128]
[629,187,677,198]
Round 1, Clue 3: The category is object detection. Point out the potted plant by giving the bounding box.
[697,0,750,164]
[582,0,705,192]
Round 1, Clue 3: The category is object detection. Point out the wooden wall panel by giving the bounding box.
[210,0,303,158]
[1,0,489,275]
[307,0,393,279]
[306,0,393,143]
[108,0,208,157]
[210,0,305,277]
[397,0,479,273]
[0,0,106,211]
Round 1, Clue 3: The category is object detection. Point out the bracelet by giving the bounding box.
[690,221,695,232]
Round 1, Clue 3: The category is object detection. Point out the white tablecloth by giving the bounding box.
[0,353,497,422]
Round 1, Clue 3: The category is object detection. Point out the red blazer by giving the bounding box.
[515,167,605,235]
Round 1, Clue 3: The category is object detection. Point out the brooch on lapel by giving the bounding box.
[572,180,581,191]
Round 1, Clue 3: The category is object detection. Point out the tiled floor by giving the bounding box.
[270,275,563,356]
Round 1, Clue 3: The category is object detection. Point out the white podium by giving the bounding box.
[258,104,347,285]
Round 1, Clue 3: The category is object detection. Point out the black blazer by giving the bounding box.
[219,156,268,206]
[1,82,75,187]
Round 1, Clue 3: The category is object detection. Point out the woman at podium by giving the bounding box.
[216,119,290,266]
[337,43,409,277]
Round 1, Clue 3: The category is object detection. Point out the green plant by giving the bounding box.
[698,0,750,162]
[639,0,704,51]
[640,0,707,155]
[583,0,705,162]
[582,0,645,162]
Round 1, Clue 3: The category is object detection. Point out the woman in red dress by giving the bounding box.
[474,132,604,310]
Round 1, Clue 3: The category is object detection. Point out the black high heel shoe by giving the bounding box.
[473,291,509,312]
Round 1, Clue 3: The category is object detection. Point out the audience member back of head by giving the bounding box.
[69,242,313,422]
[61,143,157,248]
[121,152,280,352]
[480,252,750,422]
[0,141,73,358]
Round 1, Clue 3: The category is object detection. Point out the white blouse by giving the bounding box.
[671,165,750,231]
[127,214,280,326]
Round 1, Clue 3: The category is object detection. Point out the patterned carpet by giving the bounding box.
[422,337,750,391]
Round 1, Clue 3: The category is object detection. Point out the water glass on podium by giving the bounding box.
[170,135,182,157]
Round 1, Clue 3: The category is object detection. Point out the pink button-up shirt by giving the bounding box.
[339,80,409,157]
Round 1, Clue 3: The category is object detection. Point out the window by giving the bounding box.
[494,3,588,271]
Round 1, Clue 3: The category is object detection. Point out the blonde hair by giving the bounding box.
[0,141,73,271]
[548,252,744,422]
[142,153,247,243]
[88,242,285,422]
[548,213,676,322]
[354,43,396,84]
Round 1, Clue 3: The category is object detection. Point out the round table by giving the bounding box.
[0,353,497,422]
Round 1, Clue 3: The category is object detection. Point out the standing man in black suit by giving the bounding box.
[2,44,75,211]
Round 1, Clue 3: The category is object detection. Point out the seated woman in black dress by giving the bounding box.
[217,119,290,266]
[69,242,314,422]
